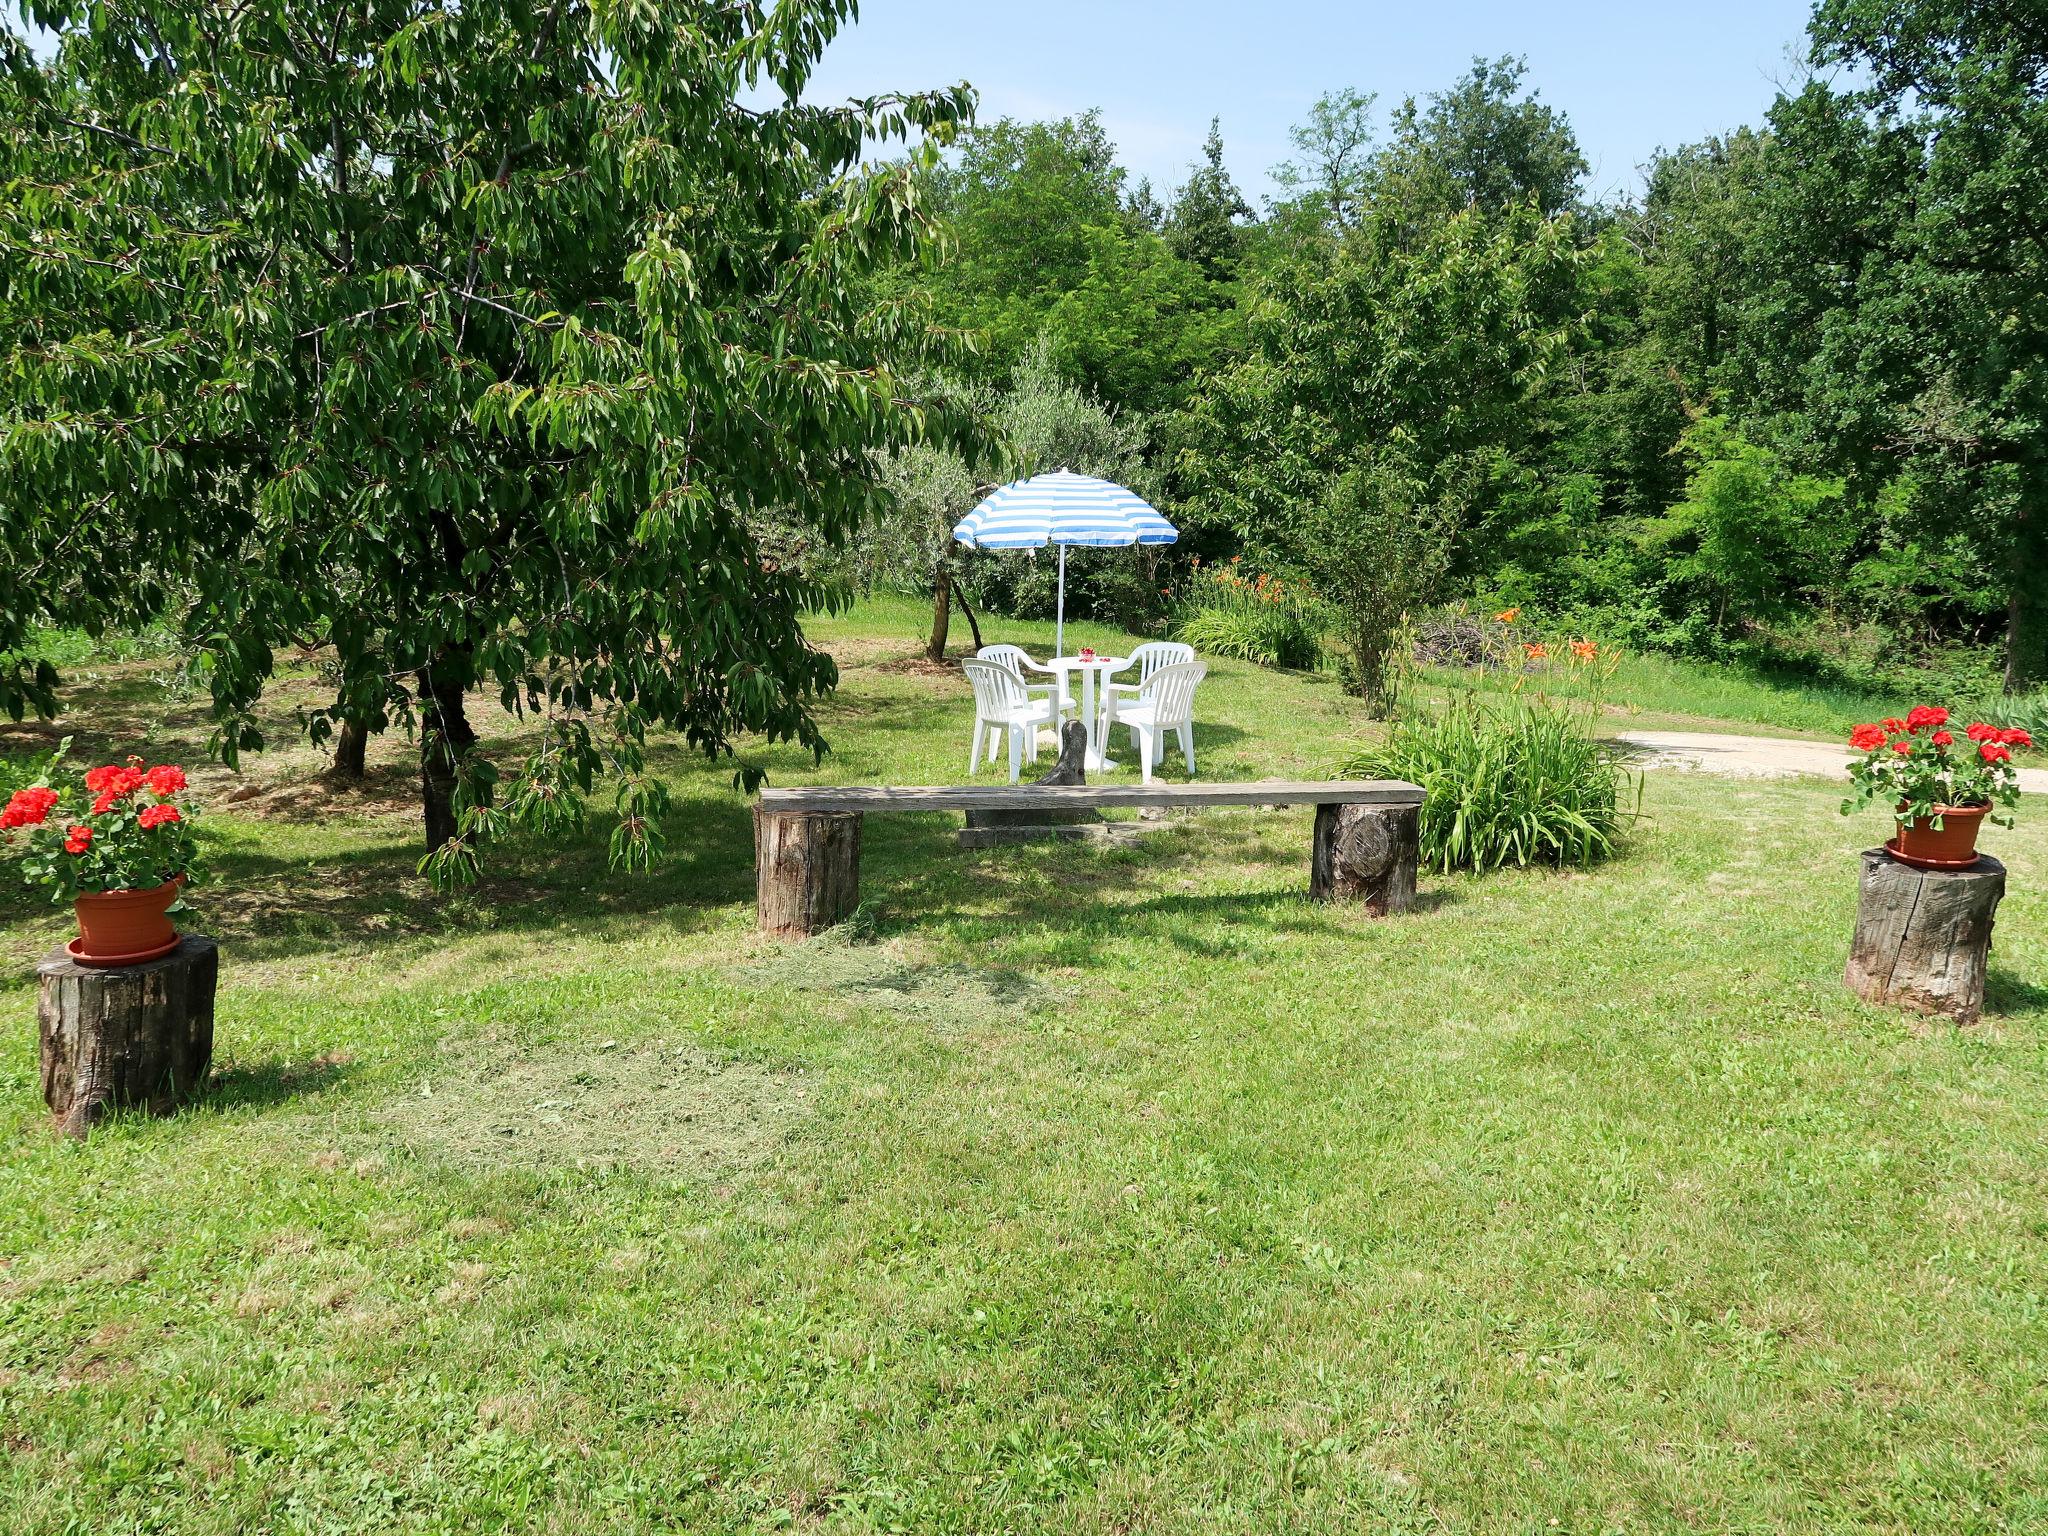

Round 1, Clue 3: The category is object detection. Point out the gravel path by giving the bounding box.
[1614,730,2048,793]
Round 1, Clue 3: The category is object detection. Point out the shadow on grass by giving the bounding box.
[853,810,1455,961]
[207,1051,356,1111]
[1985,969,2048,1018]
[182,794,761,964]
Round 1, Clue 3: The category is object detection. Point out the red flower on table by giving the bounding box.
[1848,724,1887,752]
[63,825,93,855]
[137,804,183,829]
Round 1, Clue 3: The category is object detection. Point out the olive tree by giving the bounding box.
[0,1,981,875]
[868,340,1150,659]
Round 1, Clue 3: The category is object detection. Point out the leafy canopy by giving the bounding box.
[1,0,985,868]
[1180,198,1584,709]
[914,112,1240,415]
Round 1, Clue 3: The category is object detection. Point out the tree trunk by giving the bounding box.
[417,658,479,850]
[39,936,219,1139]
[953,579,984,652]
[331,717,369,782]
[1310,802,1420,915]
[1844,848,2006,1025]
[2006,494,2040,693]
[927,561,952,663]
[2007,586,2026,695]
[1350,627,1393,718]
[755,808,863,937]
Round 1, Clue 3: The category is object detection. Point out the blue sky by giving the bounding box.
[799,0,1819,204]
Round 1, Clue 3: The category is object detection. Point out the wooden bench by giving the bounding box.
[754,779,1426,937]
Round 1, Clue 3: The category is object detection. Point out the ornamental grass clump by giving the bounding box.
[1170,559,1325,671]
[1842,707,2028,826]
[1,755,203,901]
[1344,698,1636,874]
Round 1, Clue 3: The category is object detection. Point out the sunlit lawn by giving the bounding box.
[3,597,2045,1533]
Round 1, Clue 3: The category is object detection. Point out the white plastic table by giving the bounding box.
[1042,654,1128,770]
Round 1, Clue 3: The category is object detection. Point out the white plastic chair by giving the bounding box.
[962,659,1058,782]
[1117,660,1206,783]
[1103,641,1194,728]
[976,644,1076,715]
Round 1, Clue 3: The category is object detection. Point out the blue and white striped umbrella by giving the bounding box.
[952,470,1177,654]
[951,469,1178,550]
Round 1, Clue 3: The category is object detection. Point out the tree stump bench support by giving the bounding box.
[755,808,863,938]
[1310,801,1421,916]
[38,935,219,1138]
[754,778,1424,937]
[1844,849,2006,1025]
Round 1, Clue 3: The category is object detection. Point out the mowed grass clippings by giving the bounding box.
[0,595,2044,1534]
[360,1035,809,1180]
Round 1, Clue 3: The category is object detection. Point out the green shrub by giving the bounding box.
[1170,563,1324,670]
[1344,698,1637,873]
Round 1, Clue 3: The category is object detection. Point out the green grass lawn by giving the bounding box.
[4,599,2046,1533]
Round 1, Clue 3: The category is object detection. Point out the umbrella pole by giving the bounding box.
[1055,543,1067,657]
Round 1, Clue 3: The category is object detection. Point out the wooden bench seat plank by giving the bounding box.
[757,780,1423,814]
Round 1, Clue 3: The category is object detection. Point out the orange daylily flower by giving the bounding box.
[1494,607,1520,624]
[1570,639,1597,661]
[1523,642,1548,660]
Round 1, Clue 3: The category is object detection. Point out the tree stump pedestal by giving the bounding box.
[1844,849,2005,1025]
[1309,802,1421,916]
[38,934,219,1138]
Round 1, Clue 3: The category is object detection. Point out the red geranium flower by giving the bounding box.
[83,764,145,799]
[91,789,121,815]
[1848,724,1887,752]
[1905,705,1948,731]
[1931,730,1953,747]
[137,804,183,830]
[143,764,188,796]
[1965,722,2000,742]
[1891,740,1913,755]
[1979,742,2013,765]
[63,825,93,855]
[2001,727,2033,748]
[1,786,60,829]
[1882,717,1908,733]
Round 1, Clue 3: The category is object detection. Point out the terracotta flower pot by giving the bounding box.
[1889,803,1989,870]
[71,876,183,967]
